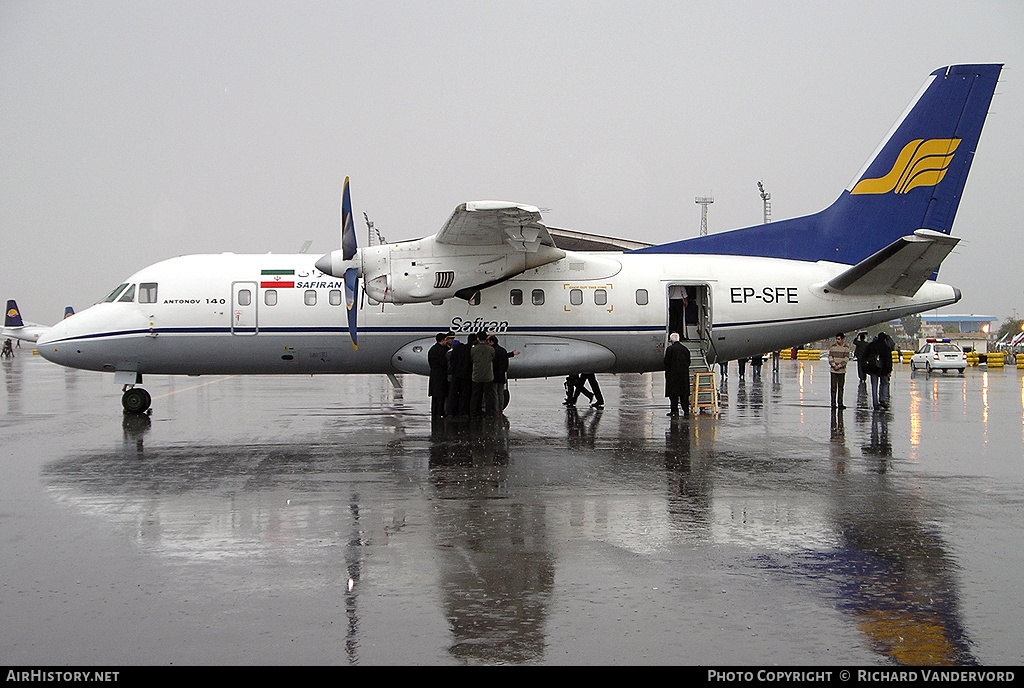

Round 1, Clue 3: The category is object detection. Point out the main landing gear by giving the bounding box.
[122,386,152,414]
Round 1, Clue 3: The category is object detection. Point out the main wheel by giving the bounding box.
[122,387,152,414]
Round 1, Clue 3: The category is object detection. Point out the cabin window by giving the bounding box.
[304,290,317,306]
[103,284,128,302]
[118,284,136,303]
[236,289,251,306]
[138,283,158,304]
[569,289,583,306]
[329,289,343,306]
[635,289,648,306]
[532,289,545,306]
[595,289,607,306]
[264,290,278,306]
[510,289,523,306]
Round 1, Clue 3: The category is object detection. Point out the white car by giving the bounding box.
[910,339,967,374]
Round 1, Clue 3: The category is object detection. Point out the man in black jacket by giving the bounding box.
[853,332,869,383]
[488,335,518,413]
[864,332,894,410]
[450,333,476,416]
[428,332,452,416]
[664,332,691,418]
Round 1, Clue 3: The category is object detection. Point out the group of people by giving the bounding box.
[428,331,517,418]
[720,352,777,381]
[829,330,895,410]
[429,327,897,419]
[1,338,14,358]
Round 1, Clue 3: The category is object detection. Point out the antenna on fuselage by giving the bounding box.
[758,181,772,224]
[695,196,714,236]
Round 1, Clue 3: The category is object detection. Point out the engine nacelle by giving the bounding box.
[316,235,565,304]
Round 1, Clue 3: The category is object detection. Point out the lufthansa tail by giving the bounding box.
[635,64,1002,268]
[5,300,25,329]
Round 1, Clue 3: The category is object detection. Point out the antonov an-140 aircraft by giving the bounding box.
[38,64,1001,414]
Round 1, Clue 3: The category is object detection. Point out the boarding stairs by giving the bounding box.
[681,340,718,414]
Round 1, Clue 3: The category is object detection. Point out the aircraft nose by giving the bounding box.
[37,322,60,346]
[36,321,67,362]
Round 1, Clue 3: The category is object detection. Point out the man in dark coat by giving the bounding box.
[450,333,477,416]
[853,332,869,382]
[664,332,691,417]
[488,335,517,413]
[864,332,894,410]
[427,332,452,416]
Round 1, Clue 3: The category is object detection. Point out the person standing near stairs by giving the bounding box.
[664,332,691,418]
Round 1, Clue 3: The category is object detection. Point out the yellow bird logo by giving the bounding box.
[852,138,960,194]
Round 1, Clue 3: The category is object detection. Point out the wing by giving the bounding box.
[435,201,558,253]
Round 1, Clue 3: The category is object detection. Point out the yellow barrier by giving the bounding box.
[901,350,913,363]
[988,352,1005,367]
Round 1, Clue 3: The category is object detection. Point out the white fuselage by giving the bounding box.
[37,250,958,378]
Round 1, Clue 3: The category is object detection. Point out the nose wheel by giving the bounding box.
[122,386,152,414]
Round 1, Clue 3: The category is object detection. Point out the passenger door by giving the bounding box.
[231,281,258,335]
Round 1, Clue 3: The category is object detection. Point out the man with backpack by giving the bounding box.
[864,332,894,410]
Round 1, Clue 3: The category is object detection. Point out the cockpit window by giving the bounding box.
[118,284,136,303]
[103,284,129,302]
[138,283,158,304]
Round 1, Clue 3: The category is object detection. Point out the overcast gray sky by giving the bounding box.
[3,1,1021,326]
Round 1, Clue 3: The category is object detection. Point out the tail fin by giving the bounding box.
[5,300,25,328]
[64,306,75,319]
[634,64,1002,266]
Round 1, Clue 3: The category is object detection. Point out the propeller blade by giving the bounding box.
[341,178,359,349]
[341,177,357,262]
[345,266,358,350]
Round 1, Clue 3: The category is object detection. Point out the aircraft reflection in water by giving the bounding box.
[427,415,552,662]
[40,376,975,665]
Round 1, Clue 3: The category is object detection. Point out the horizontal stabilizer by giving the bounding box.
[826,229,959,296]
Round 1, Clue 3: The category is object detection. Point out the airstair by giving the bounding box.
[682,340,718,414]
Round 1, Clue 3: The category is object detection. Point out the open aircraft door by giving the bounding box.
[231,281,258,335]
[667,284,711,343]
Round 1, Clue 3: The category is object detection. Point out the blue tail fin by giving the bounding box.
[5,300,25,328]
[634,64,1002,266]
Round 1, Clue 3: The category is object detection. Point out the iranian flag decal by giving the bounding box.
[261,269,295,288]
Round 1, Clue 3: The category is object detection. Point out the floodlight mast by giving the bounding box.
[695,196,714,236]
[758,181,772,224]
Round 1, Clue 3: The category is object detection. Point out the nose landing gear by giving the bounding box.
[122,386,152,414]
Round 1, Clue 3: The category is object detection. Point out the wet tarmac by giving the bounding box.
[2,352,1023,666]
